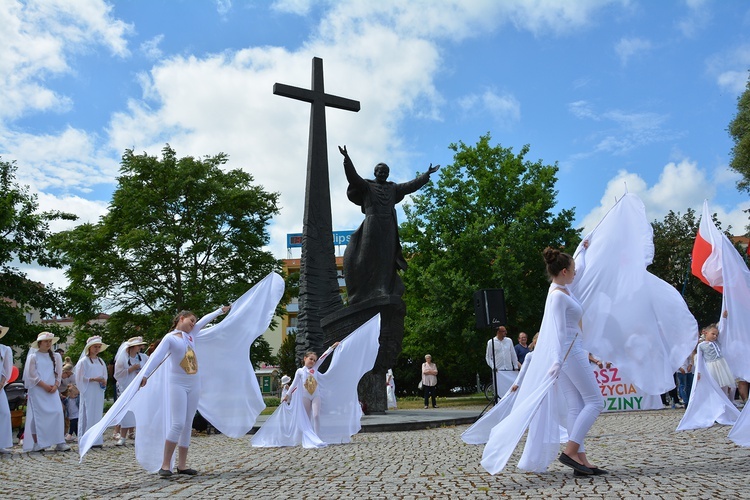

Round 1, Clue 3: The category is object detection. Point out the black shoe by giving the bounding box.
[574,467,608,476]
[177,468,198,476]
[558,453,593,475]
[158,469,173,478]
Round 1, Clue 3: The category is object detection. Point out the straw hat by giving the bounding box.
[0,325,8,340]
[281,375,291,385]
[31,331,60,349]
[83,335,109,356]
[125,336,148,348]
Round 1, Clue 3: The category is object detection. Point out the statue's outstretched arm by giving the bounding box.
[339,145,366,187]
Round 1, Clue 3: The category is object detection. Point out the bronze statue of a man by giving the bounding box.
[338,145,439,305]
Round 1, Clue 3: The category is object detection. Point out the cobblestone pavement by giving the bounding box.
[1,407,747,499]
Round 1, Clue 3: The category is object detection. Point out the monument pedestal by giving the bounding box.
[322,295,406,414]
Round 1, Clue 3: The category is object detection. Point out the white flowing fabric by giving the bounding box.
[693,200,750,381]
[79,272,284,471]
[676,346,739,431]
[728,401,750,446]
[251,314,380,448]
[113,345,148,428]
[481,284,566,474]
[572,193,697,395]
[23,350,65,450]
[463,352,534,445]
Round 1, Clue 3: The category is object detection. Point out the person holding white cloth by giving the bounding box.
[113,336,149,445]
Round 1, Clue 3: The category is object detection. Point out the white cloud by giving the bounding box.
[215,0,232,16]
[272,0,312,16]
[0,125,120,193]
[140,35,164,60]
[580,158,748,236]
[614,37,652,66]
[36,192,109,232]
[0,0,132,121]
[677,0,710,38]
[707,44,750,94]
[458,89,520,126]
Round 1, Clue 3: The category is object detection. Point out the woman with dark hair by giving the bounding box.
[541,246,605,476]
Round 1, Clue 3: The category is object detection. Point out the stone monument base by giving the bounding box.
[321,295,406,414]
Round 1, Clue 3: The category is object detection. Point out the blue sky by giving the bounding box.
[2,0,749,288]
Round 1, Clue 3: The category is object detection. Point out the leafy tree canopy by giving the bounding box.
[51,145,284,347]
[398,133,580,392]
[728,72,750,195]
[0,158,76,346]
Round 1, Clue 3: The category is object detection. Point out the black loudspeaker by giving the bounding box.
[474,289,507,329]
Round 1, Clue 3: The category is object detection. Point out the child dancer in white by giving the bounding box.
[23,332,70,452]
[75,336,108,447]
[0,325,13,453]
[699,324,735,399]
[114,336,149,445]
[285,343,340,434]
[141,306,230,478]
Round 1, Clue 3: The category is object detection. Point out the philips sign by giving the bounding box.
[287,230,354,249]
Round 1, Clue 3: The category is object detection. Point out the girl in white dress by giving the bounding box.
[75,336,109,447]
[141,306,230,478]
[22,332,70,452]
[0,325,14,453]
[284,344,340,434]
[699,324,735,399]
[113,336,149,446]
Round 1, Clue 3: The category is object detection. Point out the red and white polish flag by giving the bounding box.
[691,200,724,293]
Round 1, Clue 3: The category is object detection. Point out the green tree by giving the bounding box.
[250,336,277,369]
[51,145,282,347]
[650,209,735,329]
[277,331,297,378]
[728,72,750,194]
[399,134,580,392]
[0,158,76,346]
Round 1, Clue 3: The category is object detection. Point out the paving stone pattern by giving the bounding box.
[0,408,746,499]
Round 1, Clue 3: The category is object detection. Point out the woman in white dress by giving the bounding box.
[113,336,149,446]
[22,332,70,452]
[0,325,14,453]
[75,336,109,448]
[386,368,397,409]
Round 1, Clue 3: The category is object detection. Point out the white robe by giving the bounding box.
[676,346,739,431]
[79,272,285,471]
[251,314,380,448]
[113,347,149,428]
[75,355,107,446]
[0,344,13,449]
[386,369,397,409]
[23,351,65,450]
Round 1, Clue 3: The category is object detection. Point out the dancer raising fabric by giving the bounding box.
[79,273,285,474]
[75,336,108,448]
[0,325,14,453]
[113,336,149,446]
[23,332,71,452]
[252,314,380,448]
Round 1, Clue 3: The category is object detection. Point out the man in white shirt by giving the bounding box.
[486,326,519,372]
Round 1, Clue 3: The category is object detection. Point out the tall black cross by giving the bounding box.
[274,57,360,359]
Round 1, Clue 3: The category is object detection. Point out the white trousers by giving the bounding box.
[558,341,602,448]
[167,374,200,447]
